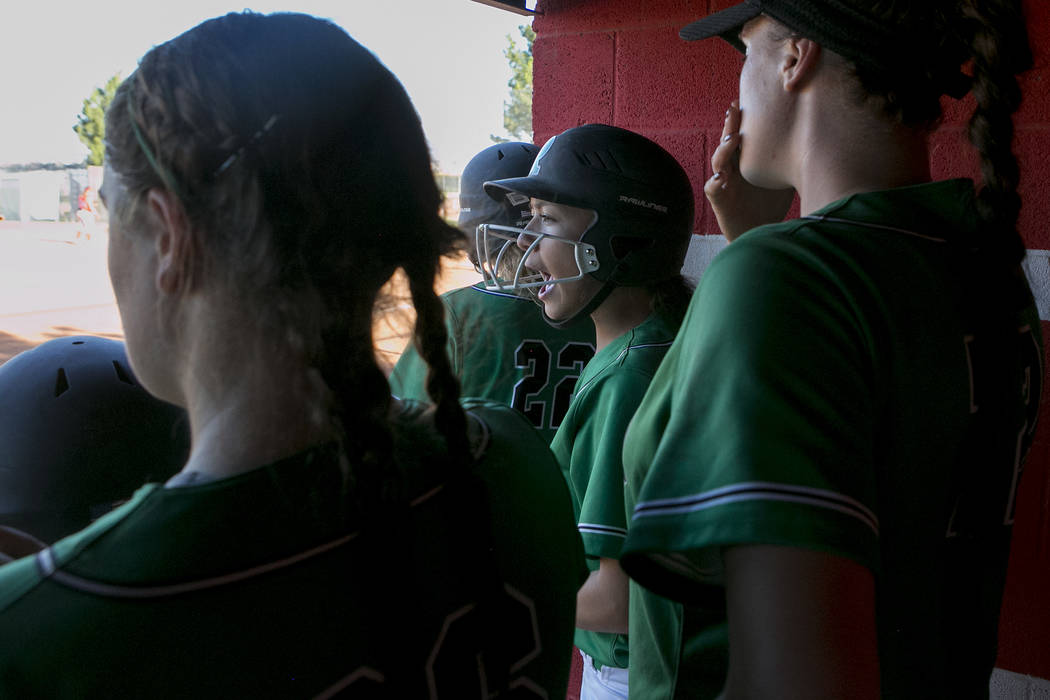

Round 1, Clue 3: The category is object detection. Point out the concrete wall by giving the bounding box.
[0,167,97,223]
[530,0,1050,689]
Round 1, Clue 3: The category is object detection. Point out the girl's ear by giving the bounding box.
[782,36,822,92]
[146,189,194,295]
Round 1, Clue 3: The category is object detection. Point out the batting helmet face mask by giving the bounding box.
[474,221,601,294]
[479,124,694,325]
[458,142,539,277]
[0,336,190,543]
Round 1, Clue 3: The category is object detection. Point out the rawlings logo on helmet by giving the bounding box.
[618,195,668,213]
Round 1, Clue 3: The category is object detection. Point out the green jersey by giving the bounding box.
[390,283,596,444]
[620,180,1042,698]
[0,399,585,699]
[550,312,676,672]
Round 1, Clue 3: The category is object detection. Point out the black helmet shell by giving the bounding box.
[0,336,190,543]
[458,142,539,233]
[483,124,694,286]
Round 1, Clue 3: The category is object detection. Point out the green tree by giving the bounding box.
[493,24,534,143]
[73,73,122,166]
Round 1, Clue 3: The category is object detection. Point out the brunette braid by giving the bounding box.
[403,256,471,466]
[106,11,474,502]
[843,1,1032,261]
[959,0,1033,262]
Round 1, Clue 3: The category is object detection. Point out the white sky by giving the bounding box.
[0,0,530,173]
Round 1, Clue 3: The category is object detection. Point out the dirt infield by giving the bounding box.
[0,221,478,370]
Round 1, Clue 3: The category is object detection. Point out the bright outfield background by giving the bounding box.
[0,222,479,370]
[0,0,531,173]
[0,1,528,367]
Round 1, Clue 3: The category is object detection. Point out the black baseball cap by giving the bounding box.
[680,0,971,98]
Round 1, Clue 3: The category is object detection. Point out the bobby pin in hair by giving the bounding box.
[212,114,282,178]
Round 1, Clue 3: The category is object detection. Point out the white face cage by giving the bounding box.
[475,223,601,293]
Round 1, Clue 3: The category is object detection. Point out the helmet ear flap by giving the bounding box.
[603,235,656,283]
[610,235,655,260]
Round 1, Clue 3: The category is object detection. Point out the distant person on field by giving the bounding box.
[389,142,596,444]
[76,185,98,240]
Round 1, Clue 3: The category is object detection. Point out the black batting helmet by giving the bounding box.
[483,124,694,287]
[0,336,190,543]
[458,142,539,235]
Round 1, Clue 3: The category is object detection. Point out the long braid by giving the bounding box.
[937,5,1034,688]
[404,255,470,465]
[321,326,399,515]
[844,1,1032,261]
[108,12,506,692]
[960,0,1033,264]
[405,240,516,693]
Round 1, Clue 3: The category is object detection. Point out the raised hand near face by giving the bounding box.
[704,101,795,241]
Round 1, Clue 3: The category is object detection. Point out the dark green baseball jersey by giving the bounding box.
[620,180,1042,698]
[390,283,596,444]
[550,312,677,672]
[0,399,585,699]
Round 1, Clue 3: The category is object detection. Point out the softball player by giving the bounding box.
[0,13,583,697]
[389,142,596,445]
[619,1,1041,697]
[482,123,695,699]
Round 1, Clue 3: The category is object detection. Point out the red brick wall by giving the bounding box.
[532,0,1050,681]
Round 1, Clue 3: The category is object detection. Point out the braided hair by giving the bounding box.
[105,13,513,691]
[844,0,1033,262]
[105,11,470,504]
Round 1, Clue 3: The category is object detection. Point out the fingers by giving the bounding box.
[704,169,728,200]
[710,101,742,190]
[719,100,741,140]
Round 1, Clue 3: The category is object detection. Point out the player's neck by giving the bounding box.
[590,287,653,352]
[792,94,931,215]
[173,303,340,480]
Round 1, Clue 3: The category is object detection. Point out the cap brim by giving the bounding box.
[484,176,566,209]
[679,1,762,51]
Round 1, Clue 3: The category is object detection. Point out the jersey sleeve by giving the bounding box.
[621,233,881,603]
[565,371,652,561]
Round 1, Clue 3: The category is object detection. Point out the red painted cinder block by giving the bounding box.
[928,127,980,182]
[1015,130,1050,250]
[635,128,709,234]
[707,0,745,11]
[1022,0,1050,125]
[532,32,615,145]
[997,356,1050,678]
[534,0,703,35]
[615,25,740,130]
[943,69,1050,126]
[929,127,1050,251]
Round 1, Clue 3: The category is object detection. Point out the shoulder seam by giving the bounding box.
[632,481,879,536]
